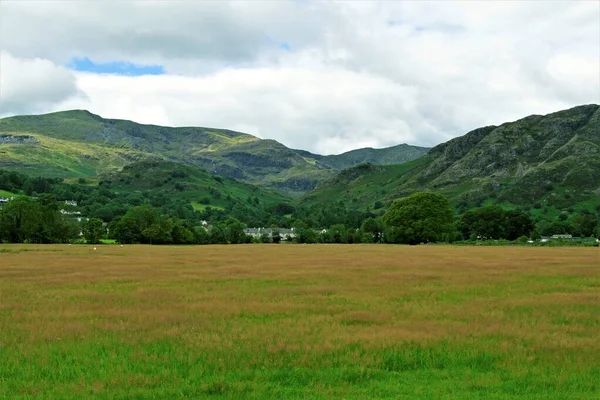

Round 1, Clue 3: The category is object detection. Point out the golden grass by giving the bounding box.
[1,244,599,398]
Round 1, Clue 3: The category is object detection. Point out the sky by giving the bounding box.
[0,1,599,155]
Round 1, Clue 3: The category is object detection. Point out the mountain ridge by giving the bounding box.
[0,109,429,193]
[302,104,600,217]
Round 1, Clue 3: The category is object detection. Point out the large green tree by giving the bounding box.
[361,217,383,243]
[0,197,43,243]
[83,218,104,244]
[459,206,534,240]
[382,192,455,244]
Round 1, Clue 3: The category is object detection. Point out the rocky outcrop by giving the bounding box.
[0,134,37,145]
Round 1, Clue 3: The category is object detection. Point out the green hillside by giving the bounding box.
[303,104,600,217]
[0,110,427,194]
[0,159,291,231]
[101,160,290,210]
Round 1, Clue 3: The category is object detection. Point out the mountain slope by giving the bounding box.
[303,104,600,215]
[0,110,427,193]
[101,160,290,211]
[294,143,430,170]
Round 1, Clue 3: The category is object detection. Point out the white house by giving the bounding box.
[551,234,572,239]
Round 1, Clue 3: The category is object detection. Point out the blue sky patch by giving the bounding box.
[67,57,165,76]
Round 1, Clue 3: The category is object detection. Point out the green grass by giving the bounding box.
[0,189,18,198]
[1,245,599,399]
[190,201,224,211]
[0,132,143,178]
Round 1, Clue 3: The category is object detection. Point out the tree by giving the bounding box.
[0,197,42,243]
[271,229,281,244]
[459,206,506,240]
[330,224,347,243]
[83,218,104,244]
[382,192,455,244]
[209,224,227,244]
[142,218,173,244]
[505,210,534,240]
[295,226,317,244]
[112,216,140,244]
[571,212,598,237]
[361,217,383,243]
[171,219,195,244]
[194,226,211,244]
[226,221,247,244]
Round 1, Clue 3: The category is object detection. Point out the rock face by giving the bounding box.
[303,104,600,210]
[420,104,600,193]
[0,134,38,145]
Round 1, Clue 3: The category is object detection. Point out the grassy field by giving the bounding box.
[1,245,599,399]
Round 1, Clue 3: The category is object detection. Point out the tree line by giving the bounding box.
[1,169,599,245]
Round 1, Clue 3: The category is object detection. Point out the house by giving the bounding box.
[64,200,78,207]
[60,209,82,216]
[551,234,572,239]
[243,228,297,241]
[279,229,296,240]
[244,228,268,238]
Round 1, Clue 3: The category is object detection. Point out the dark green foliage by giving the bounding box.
[570,211,598,237]
[225,220,249,244]
[83,218,104,244]
[0,196,79,244]
[0,197,43,243]
[458,207,534,240]
[361,218,383,243]
[382,192,455,244]
[271,230,281,244]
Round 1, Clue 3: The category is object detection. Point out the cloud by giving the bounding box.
[0,1,598,153]
[0,1,327,70]
[57,68,420,154]
[0,52,82,115]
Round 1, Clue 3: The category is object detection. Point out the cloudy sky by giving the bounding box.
[1,1,598,154]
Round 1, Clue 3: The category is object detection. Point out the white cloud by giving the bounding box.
[57,68,419,154]
[0,52,81,115]
[0,0,598,153]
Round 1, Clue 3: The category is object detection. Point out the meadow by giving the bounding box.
[1,244,599,399]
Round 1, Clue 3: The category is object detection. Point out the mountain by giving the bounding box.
[302,104,600,217]
[0,110,428,194]
[294,143,430,170]
[100,160,290,211]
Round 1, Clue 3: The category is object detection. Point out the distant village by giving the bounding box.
[1,195,597,244]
